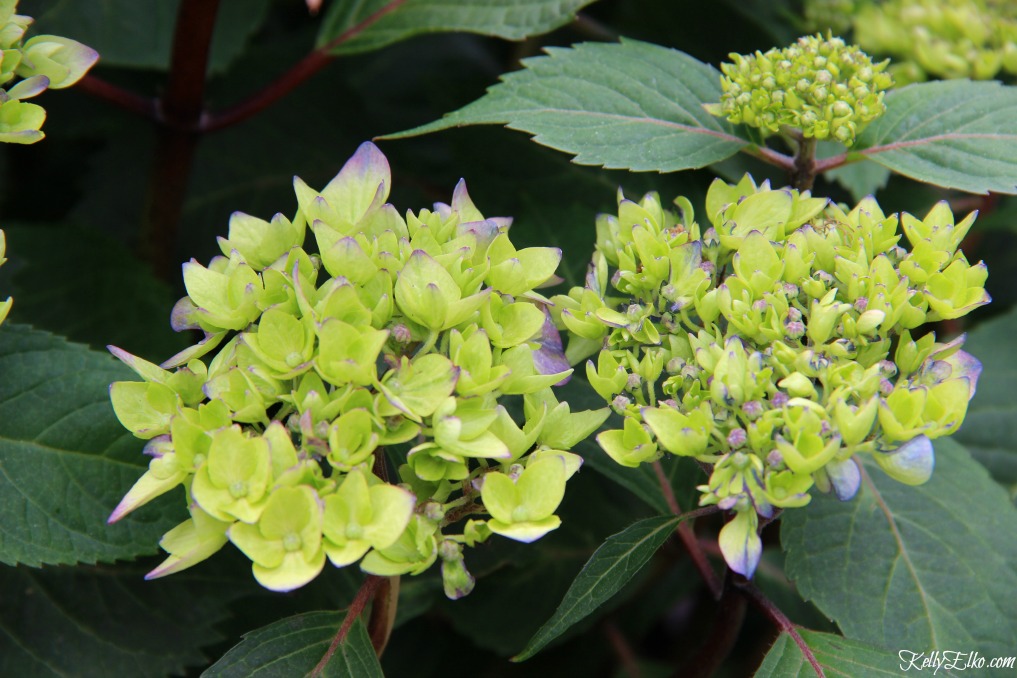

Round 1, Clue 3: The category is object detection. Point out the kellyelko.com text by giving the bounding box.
[899,650,1017,673]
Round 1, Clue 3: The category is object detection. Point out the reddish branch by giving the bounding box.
[139,0,221,279]
[734,579,825,678]
[652,460,723,600]
[203,0,410,131]
[311,575,385,677]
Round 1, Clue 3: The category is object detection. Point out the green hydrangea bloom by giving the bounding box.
[555,176,986,578]
[853,0,1017,83]
[709,34,893,145]
[109,142,609,597]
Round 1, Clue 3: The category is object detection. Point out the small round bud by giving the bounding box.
[727,428,748,448]
[742,400,764,419]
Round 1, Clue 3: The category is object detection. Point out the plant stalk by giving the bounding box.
[139,0,221,279]
[652,460,723,600]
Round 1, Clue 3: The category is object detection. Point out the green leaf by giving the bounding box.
[23,0,271,75]
[0,564,248,678]
[385,39,748,172]
[754,630,912,677]
[513,514,681,661]
[318,0,596,55]
[781,439,1017,657]
[954,307,1017,486]
[0,324,183,567]
[856,80,1017,195]
[817,141,891,201]
[203,612,382,678]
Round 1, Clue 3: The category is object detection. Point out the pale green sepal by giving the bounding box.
[379,354,459,421]
[488,515,561,543]
[109,381,179,439]
[320,141,391,224]
[16,35,98,88]
[642,405,711,457]
[145,506,232,579]
[394,250,460,330]
[252,550,327,593]
[107,458,187,523]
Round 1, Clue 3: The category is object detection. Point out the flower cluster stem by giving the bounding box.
[734,578,825,677]
[791,135,818,192]
[311,574,385,677]
[653,460,723,600]
[139,0,221,279]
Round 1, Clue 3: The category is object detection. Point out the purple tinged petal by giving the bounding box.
[170,296,200,332]
[826,457,861,501]
[948,350,982,399]
[456,219,499,251]
[532,311,571,384]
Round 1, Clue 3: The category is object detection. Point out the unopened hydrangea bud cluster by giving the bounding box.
[852,0,1017,83]
[553,174,986,577]
[0,0,97,143]
[708,34,893,145]
[108,142,607,596]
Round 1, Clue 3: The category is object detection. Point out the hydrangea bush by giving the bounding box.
[6,2,1017,675]
[108,142,608,596]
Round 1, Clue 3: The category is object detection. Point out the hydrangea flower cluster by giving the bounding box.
[0,0,98,143]
[852,0,1017,83]
[707,34,893,145]
[108,142,608,596]
[552,175,986,577]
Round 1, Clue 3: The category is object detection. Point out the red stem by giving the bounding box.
[735,579,825,678]
[652,460,723,600]
[203,0,410,132]
[311,575,385,677]
[75,74,156,120]
[139,0,222,279]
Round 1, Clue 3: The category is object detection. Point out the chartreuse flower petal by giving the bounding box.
[326,408,378,470]
[218,212,304,270]
[15,35,98,88]
[482,457,566,543]
[719,509,761,578]
[315,319,387,386]
[642,404,712,457]
[191,426,272,523]
[450,329,510,396]
[242,308,315,378]
[528,388,609,450]
[379,354,458,421]
[322,468,416,567]
[360,514,438,576]
[146,504,232,579]
[598,417,659,468]
[395,250,460,331]
[0,99,45,144]
[229,485,325,592]
[109,381,179,439]
[500,345,572,395]
[486,233,561,296]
